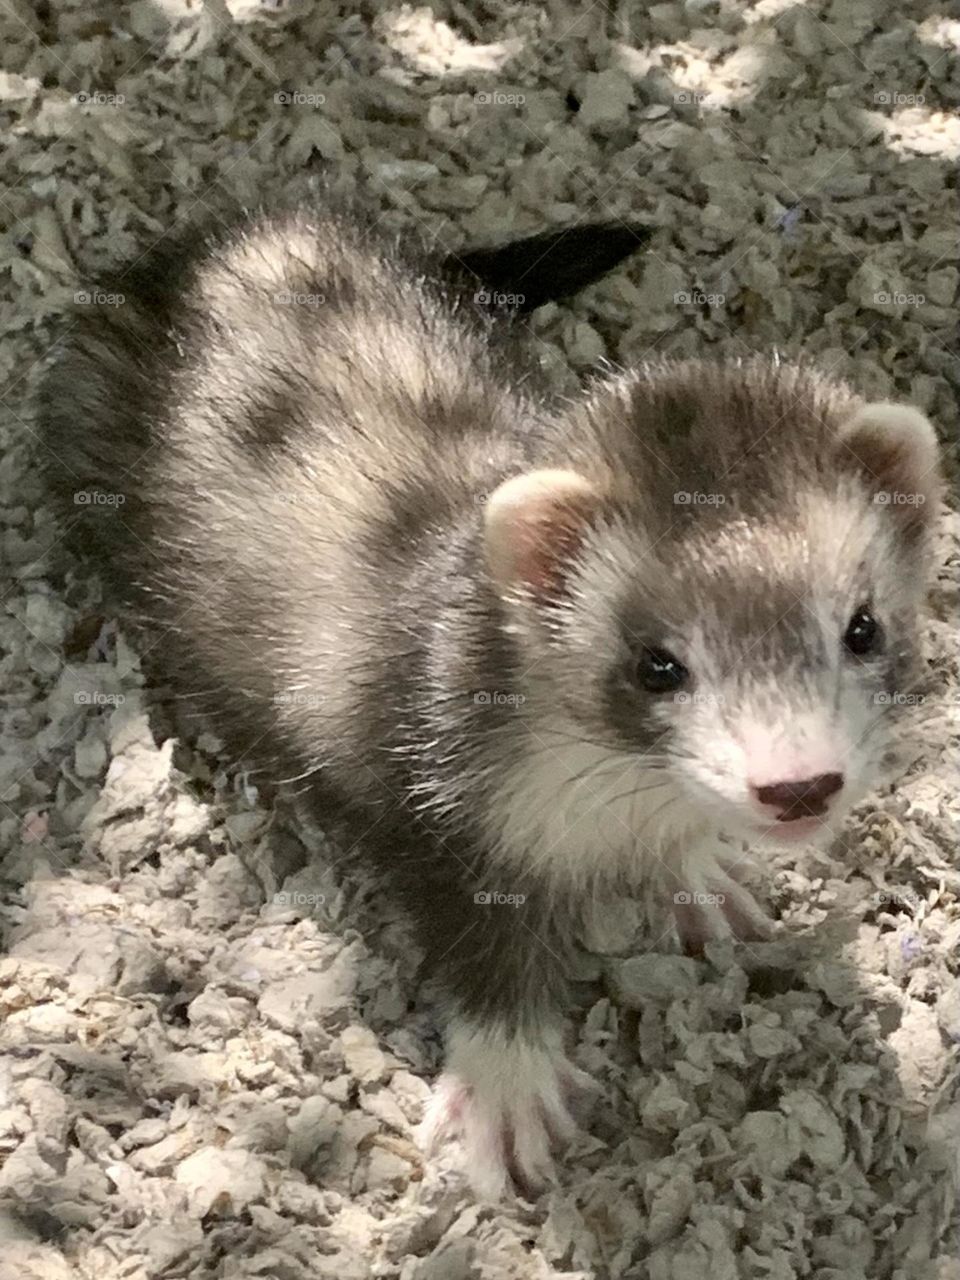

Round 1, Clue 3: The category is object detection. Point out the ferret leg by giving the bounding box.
[411,880,588,1200]
[420,1018,592,1201]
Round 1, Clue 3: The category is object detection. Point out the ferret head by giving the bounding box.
[483,362,943,848]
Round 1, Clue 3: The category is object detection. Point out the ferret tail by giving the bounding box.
[445,222,651,314]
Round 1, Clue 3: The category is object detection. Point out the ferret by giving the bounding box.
[38,204,944,1202]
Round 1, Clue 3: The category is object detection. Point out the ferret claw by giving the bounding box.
[418,1023,586,1201]
[672,852,775,951]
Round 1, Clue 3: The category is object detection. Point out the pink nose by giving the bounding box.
[751,772,844,821]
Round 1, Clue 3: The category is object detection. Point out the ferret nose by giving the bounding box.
[751,772,844,820]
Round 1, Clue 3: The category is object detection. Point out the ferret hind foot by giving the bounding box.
[417,1020,592,1202]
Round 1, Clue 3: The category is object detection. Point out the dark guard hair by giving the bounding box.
[35,200,641,1055]
[37,195,941,1201]
[36,199,649,580]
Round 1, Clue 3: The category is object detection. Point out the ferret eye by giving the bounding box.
[843,605,883,657]
[636,647,689,694]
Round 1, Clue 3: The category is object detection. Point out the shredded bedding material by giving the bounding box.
[0,2,957,1277]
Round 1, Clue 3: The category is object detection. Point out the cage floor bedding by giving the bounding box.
[0,1,958,1278]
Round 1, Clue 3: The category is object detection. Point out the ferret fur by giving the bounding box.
[38,204,943,1199]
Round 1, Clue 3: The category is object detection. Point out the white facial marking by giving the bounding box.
[480,716,708,893]
[653,490,910,840]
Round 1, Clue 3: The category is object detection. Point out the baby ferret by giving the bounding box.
[38,204,943,1200]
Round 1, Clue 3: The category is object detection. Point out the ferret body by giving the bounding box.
[39,205,943,1200]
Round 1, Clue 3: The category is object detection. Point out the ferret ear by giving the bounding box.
[484,469,603,600]
[838,402,942,521]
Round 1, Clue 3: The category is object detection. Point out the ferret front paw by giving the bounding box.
[672,851,775,952]
[418,1020,591,1202]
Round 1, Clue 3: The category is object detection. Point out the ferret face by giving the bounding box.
[553,488,926,845]
[484,377,942,852]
